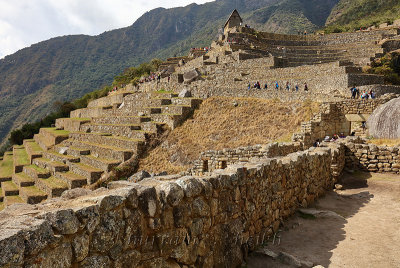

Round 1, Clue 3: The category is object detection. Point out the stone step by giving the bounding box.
[70,141,134,161]
[68,132,144,150]
[67,162,103,185]
[149,92,178,99]
[171,98,202,107]
[32,158,69,175]
[140,122,165,132]
[39,128,70,146]
[161,105,192,115]
[0,152,13,182]
[79,123,142,138]
[64,147,91,157]
[55,172,87,189]
[1,181,19,196]
[150,113,183,129]
[80,155,121,172]
[35,176,69,198]
[123,97,172,108]
[12,172,35,187]
[23,165,51,180]
[13,146,30,173]
[34,133,54,151]
[4,196,24,206]
[128,130,155,140]
[43,151,80,164]
[23,139,43,162]
[55,118,91,132]
[19,186,48,204]
[99,106,162,117]
[91,116,151,125]
[87,92,133,108]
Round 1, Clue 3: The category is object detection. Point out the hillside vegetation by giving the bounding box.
[325,0,400,32]
[138,97,319,174]
[0,0,344,146]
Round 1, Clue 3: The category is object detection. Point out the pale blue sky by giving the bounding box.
[0,0,214,58]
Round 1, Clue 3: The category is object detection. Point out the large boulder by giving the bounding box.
[367,97,400,138]
[183,68,200,84]
[178,88,192,98]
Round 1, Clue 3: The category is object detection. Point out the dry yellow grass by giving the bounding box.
[139,96,319,174]
[367,138,400,147]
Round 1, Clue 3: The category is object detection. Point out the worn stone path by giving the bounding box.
[246,171,400,268]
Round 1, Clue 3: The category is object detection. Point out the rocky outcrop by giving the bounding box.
[183,69,200,84]
[367,97,400,139]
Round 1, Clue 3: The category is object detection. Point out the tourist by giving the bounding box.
[304,82,308,91]
[257,81,261,89]
[370,90,375,99]
[313,139,320,147]
[323,136,330,142]
[264,82,268,90]
[168,75,171,83]
[361,122,366,133]
[286,82,290,91]
[248,83,251,90]
[295,84,299,92]
[275,81,279,90]
[339,133,345,138]
[350,86,357,99]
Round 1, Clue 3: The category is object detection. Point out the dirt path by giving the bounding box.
[246,172,400,268]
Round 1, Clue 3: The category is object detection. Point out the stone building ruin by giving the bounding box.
[1,10,400,268]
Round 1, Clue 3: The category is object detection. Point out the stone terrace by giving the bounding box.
[0,91,202,209]
[140,26,400,100]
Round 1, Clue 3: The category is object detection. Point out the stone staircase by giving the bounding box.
[0,91,202,209]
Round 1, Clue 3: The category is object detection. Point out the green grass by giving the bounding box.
[42,177,68,189]
[22,186,47,196]
[13,147,30,166]
[43,128,70,137]
[27,165,48,174]
[0,153,14,178]
[5,196,24,205]
[26,140,43,153]
[155,89,173,94]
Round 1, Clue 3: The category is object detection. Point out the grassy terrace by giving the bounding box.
[0,153,13,178]
[26,140,43,153]
[43,128,70,137]
[13,146,30,166]
[27,165,48,174]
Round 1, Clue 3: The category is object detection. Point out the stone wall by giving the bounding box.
[191,142,302,175]
[293,97,398,146]
[0,143,345,268]
[344,138,400,173]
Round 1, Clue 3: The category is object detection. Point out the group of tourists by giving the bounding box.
[248,81,309,91]
[350,86,375,99]
[190,47,209,52]
[313,133,347,147]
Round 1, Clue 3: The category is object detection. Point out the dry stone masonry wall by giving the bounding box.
[293,96,399,146]
[0,142,345,268]
[344,137,400,173]
[191,142,303,175]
